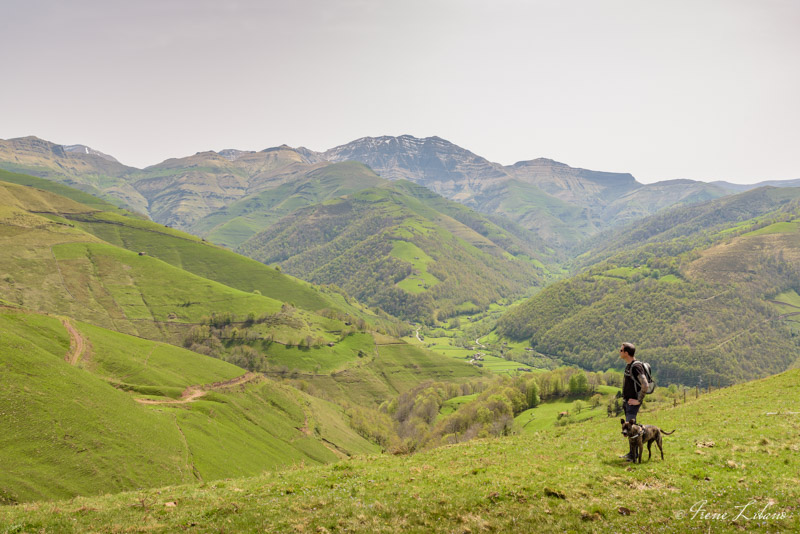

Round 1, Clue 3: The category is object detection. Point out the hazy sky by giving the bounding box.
[1,0,798,183]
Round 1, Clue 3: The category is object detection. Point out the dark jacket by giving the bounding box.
[623,360,648,402]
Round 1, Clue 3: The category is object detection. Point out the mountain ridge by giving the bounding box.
[3,134,799,252]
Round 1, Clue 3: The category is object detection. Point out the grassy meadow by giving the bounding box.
[0,309,379,504]
[3,370,796,533]
[515,388,616,433]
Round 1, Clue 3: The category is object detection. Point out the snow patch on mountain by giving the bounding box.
[63,144,120,163]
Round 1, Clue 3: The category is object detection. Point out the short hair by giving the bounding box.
[621,342,636,357]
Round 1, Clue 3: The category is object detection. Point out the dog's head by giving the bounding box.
[620,418,641,438]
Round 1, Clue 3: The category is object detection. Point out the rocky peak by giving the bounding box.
[217,149,253,162]
[321,135,508,201]
[63,144,120,163]
[505,158,640,205]
[0,136,130,172]
[259,144,323,165]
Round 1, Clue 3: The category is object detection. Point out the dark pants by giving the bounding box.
[623,401,641,460]
[624,401,640,422]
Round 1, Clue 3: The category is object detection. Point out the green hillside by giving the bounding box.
[238,186,546,322]
[0,176,488,505]
[476,179,595,248]
[0,137,145,213]
[387,179,560,266]
[0,177,394,340]
[3,367,796,532]
[65,209,363,318]
[574,186,800,270]
[0,309,379,504]
[188,161,387,247]
[497,189,800,386]
[0,173,480,378]
[0,189,282,343]
[0,169,133,215]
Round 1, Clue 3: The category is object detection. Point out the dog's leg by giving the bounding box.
[647,440,653,461]
[637,441,643,464]
[657,435,664,460]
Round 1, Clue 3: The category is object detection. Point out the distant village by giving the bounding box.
[465,351,532,373]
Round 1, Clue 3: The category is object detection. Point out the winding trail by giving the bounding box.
[134,372,259,405]
[61,317,88,365]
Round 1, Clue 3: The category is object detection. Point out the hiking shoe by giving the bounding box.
[619,453,634,459]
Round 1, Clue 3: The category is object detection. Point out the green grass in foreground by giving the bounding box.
[4,369,797,533]
[0,310,377,504]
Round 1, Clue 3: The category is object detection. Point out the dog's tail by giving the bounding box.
[662,429,676,435]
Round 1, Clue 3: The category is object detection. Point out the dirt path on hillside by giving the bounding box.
[61,318,88,365]
[134,372,259,405]
[320,438,349,460]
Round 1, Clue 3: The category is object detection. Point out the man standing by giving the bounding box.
[619,342,649,461]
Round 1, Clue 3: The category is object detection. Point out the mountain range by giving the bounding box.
[6,134,795,252]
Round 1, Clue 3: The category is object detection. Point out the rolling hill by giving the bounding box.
[3,366,797,532]
[0,308,378,503]
[238,184,548,322]
[0,169,383,329]
[0,171,485,502]
[186,161,388,248]
[0,172,484,383]
[497,187,800,386]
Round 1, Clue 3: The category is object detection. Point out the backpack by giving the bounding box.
[629,361,656,395]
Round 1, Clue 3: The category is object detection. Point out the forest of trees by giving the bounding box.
[498,206,800,386]
[238,190,543,323]
[180,304,397,373]
[333,367,620,454]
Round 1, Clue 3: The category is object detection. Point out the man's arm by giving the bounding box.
[636,372,648,403]
[628,362,648,405]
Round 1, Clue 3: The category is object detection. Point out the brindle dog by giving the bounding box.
[620,418,676,463]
